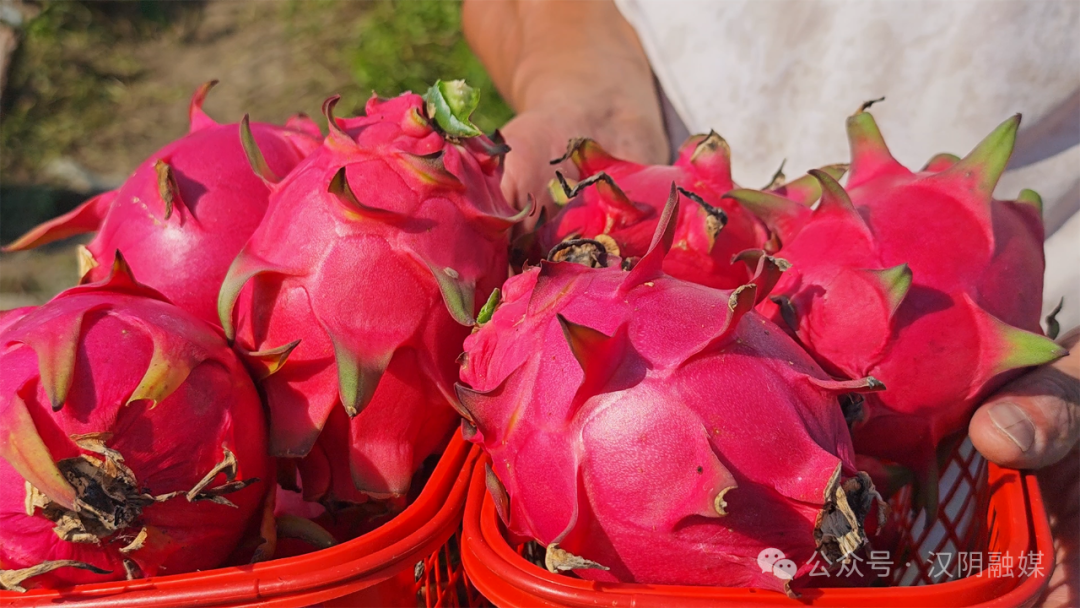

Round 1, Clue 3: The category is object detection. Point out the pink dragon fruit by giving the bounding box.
[537,135,846,288]
[217,81,522,503]
[458,190,885,596]
[0,254,270,590]
[2,81,321,327]
[752,106,1067,492]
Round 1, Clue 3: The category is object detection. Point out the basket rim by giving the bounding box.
[0,433,479,608]
[462,450,1054,607]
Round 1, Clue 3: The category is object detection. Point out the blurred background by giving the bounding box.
[0,0,511,309]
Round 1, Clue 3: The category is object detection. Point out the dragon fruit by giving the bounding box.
[217,81,522,502]
[751,106,1067,490]
[537,135,846,288]
[0,254,270,589]
[2,81,321,327]
[458,190,885,596]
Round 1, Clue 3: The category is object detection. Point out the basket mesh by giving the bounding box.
[888,439,992,586]
[414,531,486,607]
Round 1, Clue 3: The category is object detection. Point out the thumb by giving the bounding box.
[969,328,1080,470]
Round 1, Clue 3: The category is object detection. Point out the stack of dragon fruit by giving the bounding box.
[0,78,1065,597]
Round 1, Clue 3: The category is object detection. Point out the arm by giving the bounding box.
[463,0,668,213]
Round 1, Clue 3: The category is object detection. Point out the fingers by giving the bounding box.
[970,328,1080,469]
[500,117,574,233]
[496,98,669,234]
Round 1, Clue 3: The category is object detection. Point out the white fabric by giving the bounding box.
[616,0,1080,331]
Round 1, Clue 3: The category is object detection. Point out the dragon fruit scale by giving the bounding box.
[217,81,523,502]
[2,81,321,327]
[458,188,886,596]
[752,106,1067,490]
[0,254,270,590]
[537,134,847,288]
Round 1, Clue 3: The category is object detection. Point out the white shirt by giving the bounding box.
[616,0,1079,331]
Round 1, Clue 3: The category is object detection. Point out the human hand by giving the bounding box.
[462,0,669,228]
[969,327,1079,606]
[500,101,669,225]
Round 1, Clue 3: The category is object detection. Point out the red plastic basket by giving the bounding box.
[0,433,482,608]
[461,439,1054,607]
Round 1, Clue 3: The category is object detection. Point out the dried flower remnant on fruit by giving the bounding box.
[0,259,270,586]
